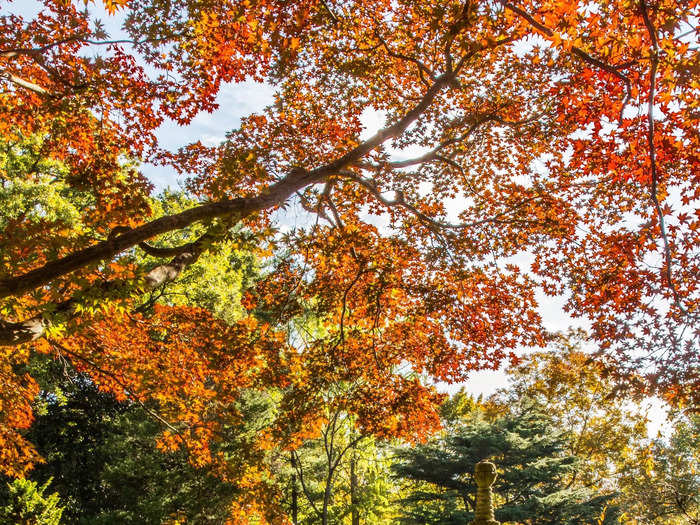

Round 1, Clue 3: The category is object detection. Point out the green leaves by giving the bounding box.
[393,401,622,524]
[0,478,64,525]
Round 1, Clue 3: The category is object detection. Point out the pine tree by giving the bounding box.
[393,402,621,524]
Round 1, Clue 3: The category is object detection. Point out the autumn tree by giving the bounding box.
[487,330,650,490]
[10,365,247,524]
[618,412,700,524]
[1,0,698,487]
[281,410,397,524]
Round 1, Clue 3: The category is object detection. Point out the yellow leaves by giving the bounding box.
[641,445,655,476]
[595,506,612,525]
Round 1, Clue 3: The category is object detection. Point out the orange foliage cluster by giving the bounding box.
[0,345,40,478]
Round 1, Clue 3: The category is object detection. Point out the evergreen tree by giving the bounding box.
[393,402,621,524]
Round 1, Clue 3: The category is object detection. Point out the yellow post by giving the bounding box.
[470,460,500,525]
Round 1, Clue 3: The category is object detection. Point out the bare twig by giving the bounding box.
[639,0,687,315]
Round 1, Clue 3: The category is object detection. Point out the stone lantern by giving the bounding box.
[470,460,500,525]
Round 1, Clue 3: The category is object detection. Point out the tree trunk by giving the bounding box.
[290,454,299,524]
[321,468,334,525]
[321,485,330,525]
[350,450,360,525]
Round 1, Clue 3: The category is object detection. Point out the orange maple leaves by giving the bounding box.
[0,0,698,503]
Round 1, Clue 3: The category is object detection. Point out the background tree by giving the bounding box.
[10,363,246,524]
[618,413,700,525]
[0,478,64,525]
[393,397,622,524]
[487,330,650,490]
[281,409,398,524]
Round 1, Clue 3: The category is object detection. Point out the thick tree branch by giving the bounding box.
[1,67,453,302]
[0,316,50,346]
[0,247,200,346]
[0,168,317,300]
[0,70,457,346]
[1,72,50,95]
[138,237,205,258]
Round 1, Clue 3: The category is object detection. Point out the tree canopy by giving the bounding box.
[0,0,698,498]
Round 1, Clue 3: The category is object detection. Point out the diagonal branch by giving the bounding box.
[385,111,547,169]
[0,168,317,300]
[1,66,453,300]
[138,233,211,259]
[1,72,50,95]
[342,171,542,232]
[374,32,436,85]
[0,245,201,346]
[0,71,459,346]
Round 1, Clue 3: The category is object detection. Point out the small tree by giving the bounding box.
[619,413,700,525]
[0,478,64,525]
[283,409,399,525]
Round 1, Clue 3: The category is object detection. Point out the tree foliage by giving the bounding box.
[618,413,700,524]
[0,0,698,499]
[0,477,64,525]
[393,400,622,524]
[488,330,650,489]
[281,410,398,524]
[16,366,245,524]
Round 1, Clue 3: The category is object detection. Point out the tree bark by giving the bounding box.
[351,449,360,525]
[291,453,299,525]
[321,469,333,525]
